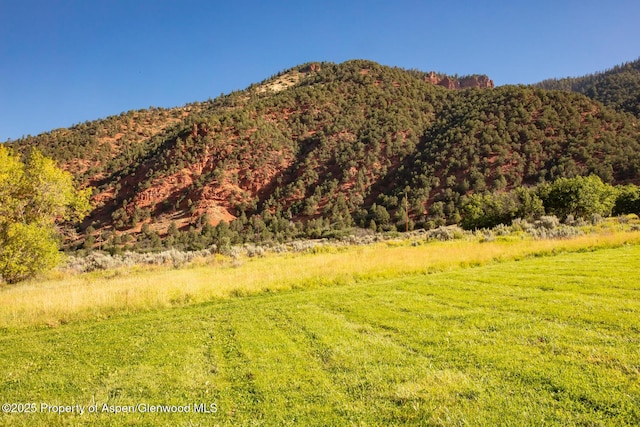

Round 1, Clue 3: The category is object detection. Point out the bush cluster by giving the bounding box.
[64,214,603,274]
[64,248,214,273]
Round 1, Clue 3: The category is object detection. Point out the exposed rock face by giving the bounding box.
[302,63,322,73]
[425,71,494,89]
[458,75,494,89]
[426,71,440,84]
[438,76,456,89]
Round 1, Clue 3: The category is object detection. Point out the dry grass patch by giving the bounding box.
[1,231,640,328]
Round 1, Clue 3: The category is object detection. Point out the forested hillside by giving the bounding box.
[537,58,640,117]
[7,59,640,250]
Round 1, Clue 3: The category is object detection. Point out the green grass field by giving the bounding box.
[2,231,640,329]
[1,240,639,425]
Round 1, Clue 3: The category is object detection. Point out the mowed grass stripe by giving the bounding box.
[211,305,349,425]
[297,247,640,424]
[0,245,639,425]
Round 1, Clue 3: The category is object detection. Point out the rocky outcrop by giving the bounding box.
[458,75,494,89]
[425,71,494,89]
[301,63,322,73]
[425,71,440,84]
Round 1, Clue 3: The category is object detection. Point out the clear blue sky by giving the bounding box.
[1,0,639,142]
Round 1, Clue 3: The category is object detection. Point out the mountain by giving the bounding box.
[536,58,640,117]
[7,59,640,249]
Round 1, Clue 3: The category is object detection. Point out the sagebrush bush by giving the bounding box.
[244,244,266,258]
[527,226,583,240]
[493,224,511,236]
[618,215,630,224]
[64,248,214,273]
[591,213,604,225]
[535,215,561,230]
[479,230,496,243]
[510,218,533,232]
[425,225,465,241]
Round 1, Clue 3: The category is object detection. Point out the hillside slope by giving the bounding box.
[536,58,640,117]
[8,59,640,247]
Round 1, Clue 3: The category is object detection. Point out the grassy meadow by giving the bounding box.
[2,229,640,329]
[0,230,639,425]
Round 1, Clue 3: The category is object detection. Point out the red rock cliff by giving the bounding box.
[425,72,494,89]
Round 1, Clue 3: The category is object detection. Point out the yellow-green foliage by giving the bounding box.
[0,146,91,284]
[0,223,60,287]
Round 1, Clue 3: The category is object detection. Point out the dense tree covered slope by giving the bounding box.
[537,58,640,117]
[7,59,640,247]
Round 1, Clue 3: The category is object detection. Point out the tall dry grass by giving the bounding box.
[1,231,639,328]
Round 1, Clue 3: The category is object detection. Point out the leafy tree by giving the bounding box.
[613,184,640,215]
[0,147,91,283]
[537,175,618,220]
[460,192,519,230]
[513,186,545,220]
[460,186,544,230]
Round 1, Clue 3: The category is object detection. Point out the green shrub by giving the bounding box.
[537,175,618,220]
[613,184,640,215]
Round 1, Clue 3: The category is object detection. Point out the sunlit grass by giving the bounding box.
[0,242,638,425]
[1,230,640,329]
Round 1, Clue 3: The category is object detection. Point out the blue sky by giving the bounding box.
[1,0,639,142]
